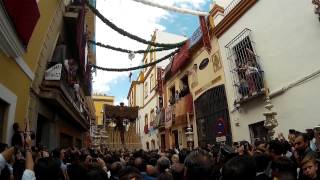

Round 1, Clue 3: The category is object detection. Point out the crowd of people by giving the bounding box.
[1,121,320,180]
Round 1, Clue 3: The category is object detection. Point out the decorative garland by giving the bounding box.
[131,0,209,16]
[90,49,179,72]
[85,1,186,48]
[89,40,177,54]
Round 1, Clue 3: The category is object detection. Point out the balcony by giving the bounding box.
[225,29,265,105]
[39,63,90,130]
[64,2,86,71]
[173,94,193,126]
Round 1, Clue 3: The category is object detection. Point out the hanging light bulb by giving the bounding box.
[128,51,135,60]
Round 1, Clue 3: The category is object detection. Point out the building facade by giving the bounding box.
[161,8,231,149]
[213,0,320,142]
[128,30,186,150]
[93,94,114,125]
[0,0,95,149]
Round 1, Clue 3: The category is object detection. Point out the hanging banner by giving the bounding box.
[199,16,211,52]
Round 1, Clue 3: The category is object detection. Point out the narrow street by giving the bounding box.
[0,0,320,180]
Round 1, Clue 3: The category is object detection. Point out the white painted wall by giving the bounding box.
[139,95,159,150]
[217,0,320,142]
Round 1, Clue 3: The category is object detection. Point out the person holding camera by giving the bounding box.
[237,141,254,156]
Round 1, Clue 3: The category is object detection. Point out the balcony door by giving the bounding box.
[0,99,7,142]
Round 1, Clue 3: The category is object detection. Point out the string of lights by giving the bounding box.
[89,40,177,54]
[85,1,186,48]
[90,49,179,72]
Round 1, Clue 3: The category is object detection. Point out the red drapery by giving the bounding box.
[76,7,85,69]
[199,16,211,52]
[171,40,190,74]
[3,0,40,47]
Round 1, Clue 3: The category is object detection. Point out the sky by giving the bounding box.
[92,0,213,105]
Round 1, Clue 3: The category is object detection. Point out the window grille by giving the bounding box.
[225,28,265,105]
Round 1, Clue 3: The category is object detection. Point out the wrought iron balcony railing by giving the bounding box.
[225,29,265,105]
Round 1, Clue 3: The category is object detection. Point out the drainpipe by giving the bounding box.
[269,68,320,98]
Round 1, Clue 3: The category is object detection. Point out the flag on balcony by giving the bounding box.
[199,16,211,52]
[3,0,40,47]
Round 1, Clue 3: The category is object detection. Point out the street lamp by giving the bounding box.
[263,96,278,140]
[185,113,194,150]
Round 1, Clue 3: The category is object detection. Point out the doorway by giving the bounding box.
[172,130,179,149]
[194,85,232,147]
[160,134,165,151]
[36,114,51,148]
[0,99,7,142]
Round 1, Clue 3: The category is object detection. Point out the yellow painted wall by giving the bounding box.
[23,0,61,71]
[92,95,114,125]
[188,37,226,99]
[0,0,61,126]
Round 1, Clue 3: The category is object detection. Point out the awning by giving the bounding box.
[171,40,190,74]
[3,0,40,46]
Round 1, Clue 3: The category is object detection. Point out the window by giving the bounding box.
[150,51,153,62]
[144,114,149,134]
[150,109,155,128]
[225,29,264,104]
[150,74,154,91]
[145,114,148,127]
[0,100,7,142]
[179,75,190,98]
[249,121,268,143]
[169,86,176,105]
[146,141,150,150]
[144,82,148,98]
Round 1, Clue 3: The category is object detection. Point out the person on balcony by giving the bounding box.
[313,0,320,14]
[238,61,259,96]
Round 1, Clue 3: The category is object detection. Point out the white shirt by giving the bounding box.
[0,154,6,175]
[22,169,36,180]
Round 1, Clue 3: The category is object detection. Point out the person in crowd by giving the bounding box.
[299,154,319,180]
[270,157,297,180]
[184,149,214,180]
[171,154,179,165]
[253,153,271,180]
[134,157,155,180]
[268,139,284,160]
[254,140,268,154]
[118,166,142,180]
[221,155,256,180]
[294,133,317,165]
[156,156,170,174]
[11,123,24,147]
[110,161,124,180]
[238,141,253,156]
